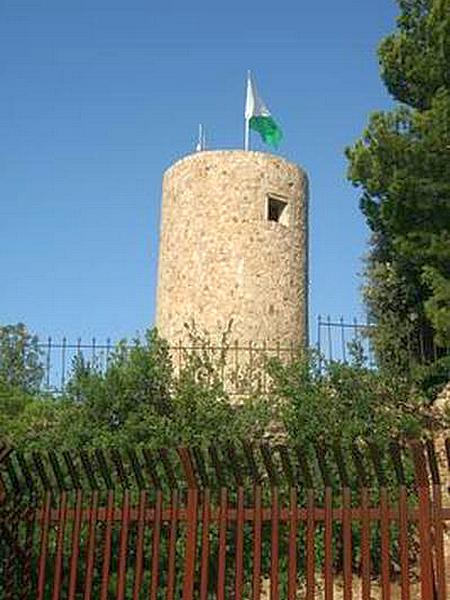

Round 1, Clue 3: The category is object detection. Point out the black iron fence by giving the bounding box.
[316,315,376,368]
[32,316,375,394]
[6,314,446,394]
[37,337,298,395]
[38,337,116,391]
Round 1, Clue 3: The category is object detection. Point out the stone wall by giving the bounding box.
[156,150,309,347]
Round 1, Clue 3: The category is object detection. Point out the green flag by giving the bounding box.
[245,73,283,148]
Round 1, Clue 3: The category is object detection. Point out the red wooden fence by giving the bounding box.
[1,438,449,599]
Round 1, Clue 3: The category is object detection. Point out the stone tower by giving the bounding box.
[156,150,308,347]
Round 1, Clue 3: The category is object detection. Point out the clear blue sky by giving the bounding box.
[1,0,398,343]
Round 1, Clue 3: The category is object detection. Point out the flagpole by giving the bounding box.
[196,123,204,152]
[244,70,251,151]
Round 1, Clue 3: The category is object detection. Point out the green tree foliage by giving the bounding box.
[378,0,449,110]
[0,328,272,451]
[0,323,43,392]
[346,0,450,389]
[269,348,428,450]
[1,325,437,457]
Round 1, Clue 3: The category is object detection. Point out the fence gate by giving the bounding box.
[0,439,449,599]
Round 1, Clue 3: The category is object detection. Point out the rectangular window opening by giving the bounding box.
[267,196,288,225]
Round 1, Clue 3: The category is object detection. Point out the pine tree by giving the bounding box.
[346,0,450,390]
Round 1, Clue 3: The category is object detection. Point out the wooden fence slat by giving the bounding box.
[68,489,83,600]
[20,508,35,600]
[128,448,146,490]
[166,489,179,600]
[100,490,115,600]
[142,449,161,489]
[342,487,352,600]
[389,443,409,600]
[270,486,280,600]
[52,491,68,600]
[160,448,180,489]
[243,442,261,486]
[150,490,163,600]
[182,488,199,600]
[324,486,333,600]
[252,485,263,600]
[132,490,147,599]
[427,440,447,600]
[199,489,211,600]
[380,487,391,600]
[32,451,52,492]
[417,483,435,599]
[411,442,435,600]
[178,447,198,489]
[306,489,315,600]
[3,505,19,600]
[4,455,21,495]
[432,482,446,600]
[217,487,228,600]
[63,451,82,490]
[36,491,52,600]
[287,487,298,600]
[16,452,35,494]
[116,490,131,600]
[48,451,66,491]
[234,486,245,600]
[360,487,371,600]
[83,490,99,600]
[80,450,98,490]
[352,442,370,600]
[398,485,410,600]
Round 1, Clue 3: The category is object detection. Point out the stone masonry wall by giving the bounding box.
[156,150,309,348]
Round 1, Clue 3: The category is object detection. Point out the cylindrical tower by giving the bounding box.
[156,150,308,347]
